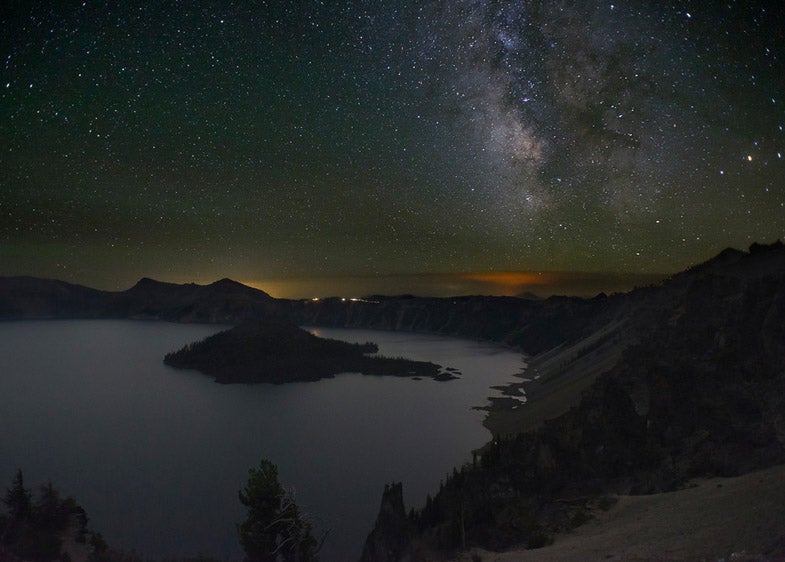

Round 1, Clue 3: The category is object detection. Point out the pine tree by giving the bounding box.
[238,459,318,562]
[3,469,31,522]
[238,460,285,562]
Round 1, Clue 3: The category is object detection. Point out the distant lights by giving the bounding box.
[309,296,367,303]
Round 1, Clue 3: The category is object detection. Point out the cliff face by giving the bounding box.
[360,241,785,559]
[292,294,619,356]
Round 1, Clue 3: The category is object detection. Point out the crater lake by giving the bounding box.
[0,320,524,561]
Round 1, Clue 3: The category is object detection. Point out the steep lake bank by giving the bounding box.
[0,320,524,561]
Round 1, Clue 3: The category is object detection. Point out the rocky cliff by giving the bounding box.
[360,483,415,562]
[359,241,785,559]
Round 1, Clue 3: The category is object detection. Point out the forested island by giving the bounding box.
[163,319,451,384]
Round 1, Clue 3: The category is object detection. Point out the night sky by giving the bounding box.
[2,1,784,298]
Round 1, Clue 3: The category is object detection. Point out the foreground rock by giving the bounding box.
[453,463,785,561]
[163,319,446,384]
[360,483,415,562]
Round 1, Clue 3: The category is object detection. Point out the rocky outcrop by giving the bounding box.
[360,483,414,562]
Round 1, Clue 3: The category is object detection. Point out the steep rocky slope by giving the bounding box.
[359,241,785,560]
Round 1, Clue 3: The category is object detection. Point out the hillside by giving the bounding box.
[483,240,785,436]
[0,276,285,323]
[0,276,109,319]
[453,463,785,562]
[359,241,785,560]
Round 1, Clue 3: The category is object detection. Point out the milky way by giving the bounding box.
[1,1,783,295]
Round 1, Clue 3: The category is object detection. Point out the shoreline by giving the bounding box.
[480,319,629,437]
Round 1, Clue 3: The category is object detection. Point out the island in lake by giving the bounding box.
[163,319,455,384]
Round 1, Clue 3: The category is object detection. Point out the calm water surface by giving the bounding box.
[0,320,523,561]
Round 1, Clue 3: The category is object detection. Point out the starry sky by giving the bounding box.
[2,1,784,298]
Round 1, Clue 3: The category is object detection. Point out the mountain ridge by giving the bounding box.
[358,241,785,560]
[0,275,279,323]
[2,241,783,354]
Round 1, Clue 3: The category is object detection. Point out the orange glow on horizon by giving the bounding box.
[462,271,557,288]
[239,273,557,299]
[233,270,663,299]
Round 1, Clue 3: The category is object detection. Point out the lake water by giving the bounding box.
[0,320,524,561]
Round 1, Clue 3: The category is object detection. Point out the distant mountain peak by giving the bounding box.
[130,277,166,289]
[749,239,784,254]
[127,277,191,294]
[206,278,272,299]
[209,277,244,288]
[132,276,169,287]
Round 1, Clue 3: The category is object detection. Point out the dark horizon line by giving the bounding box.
[0,270,671,300]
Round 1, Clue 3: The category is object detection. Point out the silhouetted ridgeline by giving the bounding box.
[0,274,628,355]
[0,276,109,319]
[163,319,445,384]
[2,241,785,560]
[0,276,285,323]
[4,246,780,359]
